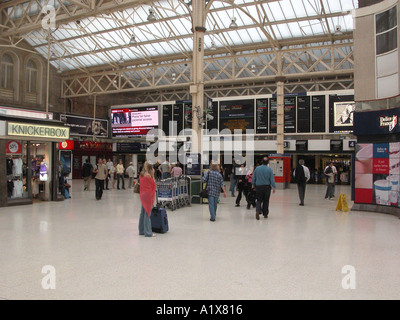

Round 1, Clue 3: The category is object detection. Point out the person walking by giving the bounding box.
[116,159,125,190]
[324,162,337,200]
[252,157,276,220]
[245,165,256,210]
[105,158,113,190]
[202,163,227,222]
[93,158,108,200]
[81,159,93,191]
[126,162,136,188]
[138,161,156,237]
[103,159,109,190]
[229,158,238,197]
[110,163,117,189]
[293,159,310,206]
[235,164,246,207]
[170,163,183,177]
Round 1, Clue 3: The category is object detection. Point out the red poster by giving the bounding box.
[355,189,373,204]
[6,141,22,154]
[373,158,389,174]
[59,140,75,150]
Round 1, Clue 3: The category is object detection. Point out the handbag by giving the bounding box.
[199,172,209,198]
[133,181,140,194]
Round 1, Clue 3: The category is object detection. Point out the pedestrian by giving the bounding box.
[103,158,109,190]
[293,159,310,206]
[202,163,227,222]
[126,162,136,188]
[235,163,246,207]
[245,165,256,210]
[81,159,93,191]
[229,158,238,197]
[159,157,171,180]
[138,161,156,237]
[116,159,125,189]
[105,158,113,190]
[93,158,107,200]
[252,157,276,220]
[324,162,337,200]
[170,163,182,177]
[110,163,117,189]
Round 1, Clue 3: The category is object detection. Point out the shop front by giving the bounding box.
[0,117,70,207]
[353,106,400,217]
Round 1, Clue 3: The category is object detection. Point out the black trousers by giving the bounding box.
[95,179,105,199]
[297,183,307,204]
[255,185,272,217]
[235,182,245,205]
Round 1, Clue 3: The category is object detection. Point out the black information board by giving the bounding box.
[219,99,254,132]
[256,98,268,133]
[173,103,184,135]
[296,140,308,151]
[269,98,277,134]
[162,105,173,136]
[284,97,296,133]
[182,101,192,129]
[330,139,343,152]
[206,101,218,131]
[312,95,326,133]
[297,96,311,133]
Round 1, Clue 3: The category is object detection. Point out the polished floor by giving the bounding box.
[0,181,399,300]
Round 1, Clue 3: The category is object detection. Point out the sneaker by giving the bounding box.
[235,204,240,207]
[210,218,216,222]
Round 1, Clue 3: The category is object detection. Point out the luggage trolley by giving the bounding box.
[157,177,180,211]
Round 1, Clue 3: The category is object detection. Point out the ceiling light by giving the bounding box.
[57,67,62,74]
[118,56,124,64]
[210,40,217,51]
[229,17,238,28]
[172,72,176,81]
[334,25,343,36]
[147,8,156,21]
[251,64,256,73]
[130,34,137,44]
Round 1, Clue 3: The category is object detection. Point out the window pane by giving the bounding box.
[31,70,37,92]
[376,28,398,55]
[6,65,14,89]
[1,64,6,88]
[2,53,13,64]
[27,59,36,69]
[376,6,397,34]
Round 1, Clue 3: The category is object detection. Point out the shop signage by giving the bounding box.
[354,107,400,135]
[59,140,75,150]
[7,122,70,139]
[330,140,343,152]
[6,140,22,154]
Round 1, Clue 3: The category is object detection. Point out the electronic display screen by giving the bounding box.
[111,106,159,137]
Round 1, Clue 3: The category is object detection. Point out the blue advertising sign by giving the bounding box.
[373,143,389,159]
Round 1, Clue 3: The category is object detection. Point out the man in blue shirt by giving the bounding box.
[252,157,276,220]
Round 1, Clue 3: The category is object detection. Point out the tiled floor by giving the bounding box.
[0,181,399,300]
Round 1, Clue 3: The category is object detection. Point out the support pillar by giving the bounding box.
[191,0,206,169]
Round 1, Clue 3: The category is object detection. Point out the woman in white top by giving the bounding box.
[109,163,117,189]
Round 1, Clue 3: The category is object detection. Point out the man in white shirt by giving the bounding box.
[126,162,136,188]
[293,159,310,206]
[105,158,113,190]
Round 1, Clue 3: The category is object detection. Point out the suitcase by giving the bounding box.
[150,207,169,233]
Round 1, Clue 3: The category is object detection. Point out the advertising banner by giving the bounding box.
[353,106,400,135]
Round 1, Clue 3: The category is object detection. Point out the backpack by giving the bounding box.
[324,166,332,177]
[294,166,306,184]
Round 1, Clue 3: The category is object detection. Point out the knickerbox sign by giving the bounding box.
[7,122,70,139]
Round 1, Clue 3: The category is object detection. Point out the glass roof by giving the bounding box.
[16,0,358,72]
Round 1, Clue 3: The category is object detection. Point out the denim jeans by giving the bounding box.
[208,196,218,220]
[138,205,152,237]
[117,173,125,189]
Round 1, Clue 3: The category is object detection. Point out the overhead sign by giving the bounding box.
[7,122,70,139]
